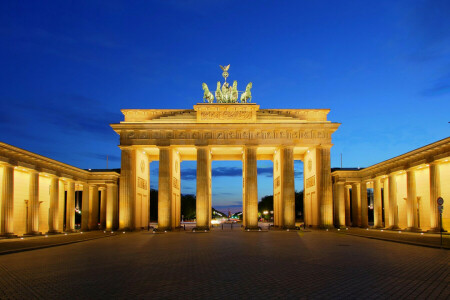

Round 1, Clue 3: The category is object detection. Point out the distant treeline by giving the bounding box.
[149,189,304,222]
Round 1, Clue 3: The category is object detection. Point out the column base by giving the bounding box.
[24,231,42,236]
[387,225,401,230]
[406,227,422,232]
[0,233,17,238]
[65,229,77,233]
[46,230,62,235]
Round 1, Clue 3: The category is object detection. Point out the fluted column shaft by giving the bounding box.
[351,183,360,227]
[1,165,14,235]
[196,147,211,229]
[48,176,59,233]
[281,147,295,228]
[360,182,368,227]
[106,183,118,231]
[382,178,390,227]
[81,183,90,231]
[406,169,418,230]
[388,174,399,229]
[429,163,440,231]
[158,147,172,230]
[88,185,99,230]
[66,181,75,231]
[100,188,107,229]
[119,148,135,231]
[373,178,383,228]
[28,171,40,234]
[335,182,345,227]
[344,186,351,226]
[317,146,333,227]
[244,147,258,229]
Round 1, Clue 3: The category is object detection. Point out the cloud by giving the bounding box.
[156,166,303,180]
[421,71,450,97]
[180,168,196,180]
[213,167,242,177]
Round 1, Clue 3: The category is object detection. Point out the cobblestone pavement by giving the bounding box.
[335,227,450,249]
[0,230,448,299]
[0,231,117,255]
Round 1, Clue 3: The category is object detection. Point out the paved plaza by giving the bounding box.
[0,230,448,299]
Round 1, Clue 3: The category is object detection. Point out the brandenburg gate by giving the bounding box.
[111,66,340,231]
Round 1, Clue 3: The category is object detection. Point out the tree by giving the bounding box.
[181,194,196,220]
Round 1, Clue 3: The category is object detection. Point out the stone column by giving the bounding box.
[373,178,383,228]
[119,148,136,231]
[48,176,60,233]
[360,181,368,228]
[388,173,399,229]
[1,164,14,236]
[244,146,258,229]
[196,146,211,230]
[28,170,40,235]
[429,162,440,231]
[281,147,295,229]
[344,186,351,226]
[99,187,107,229]
[81,183,90,231]
[406,169,418,230]
[302,162,307,226]
[88,185,99,230]
[106,183,118,231]
[335,182,345,227]
[66,180,76,232]
[316,146,333,227]
[158,147,172,230]
[382,177,390,228]
[351,183,360,227]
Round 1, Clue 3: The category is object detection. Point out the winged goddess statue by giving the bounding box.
[220,64,230,72]
[220,64,230,83]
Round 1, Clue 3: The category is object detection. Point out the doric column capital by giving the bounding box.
[244,145,258,150]
[278,145,294,150]
[317,144,333,150]
[0,161,14,168]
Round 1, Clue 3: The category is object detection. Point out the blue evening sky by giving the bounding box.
[1,1,449,212]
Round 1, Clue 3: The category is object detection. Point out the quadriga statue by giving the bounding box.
[240,82,252,103]
[215,81,223,103]
[231,81,238,103]
[202,83,214,103]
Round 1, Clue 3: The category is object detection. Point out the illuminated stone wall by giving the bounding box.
[332,137,450,231]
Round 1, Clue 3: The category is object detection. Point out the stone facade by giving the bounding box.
[0,142,119,236]
[111,103,340,230]
[331,137,450,231]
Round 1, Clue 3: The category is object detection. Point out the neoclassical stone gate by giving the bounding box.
[111,103,340,230]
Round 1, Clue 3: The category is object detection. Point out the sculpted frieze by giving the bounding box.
[200,111,253,121]
[122,129,331,142]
